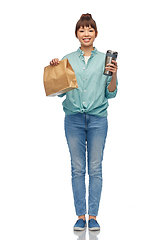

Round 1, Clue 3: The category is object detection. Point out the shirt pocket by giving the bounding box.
[91,63,106,86]
[93,72,106,86]
[92,81,106,103]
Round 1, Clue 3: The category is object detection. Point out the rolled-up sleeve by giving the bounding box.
[105,77,118,99]
[58,93,66,98]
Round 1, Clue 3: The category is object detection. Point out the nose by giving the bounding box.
[85,30,89,36]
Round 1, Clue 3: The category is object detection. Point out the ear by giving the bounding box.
[95,31,98,38]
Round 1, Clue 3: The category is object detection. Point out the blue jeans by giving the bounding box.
[65,113,108,216]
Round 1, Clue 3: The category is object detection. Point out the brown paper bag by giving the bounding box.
[43,58,78,96]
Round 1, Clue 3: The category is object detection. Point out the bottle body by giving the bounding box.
[103,50,118,76]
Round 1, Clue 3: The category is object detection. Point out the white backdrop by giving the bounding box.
[0,0,167,239]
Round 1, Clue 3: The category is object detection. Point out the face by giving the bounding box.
[77,25,97,47]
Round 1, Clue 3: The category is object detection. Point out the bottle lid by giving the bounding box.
[107,50,118,55]
[106,50,118,58]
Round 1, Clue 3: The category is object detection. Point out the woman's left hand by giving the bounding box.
[105,60,118,76]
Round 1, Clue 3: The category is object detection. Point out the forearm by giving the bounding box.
[108,73,117,92]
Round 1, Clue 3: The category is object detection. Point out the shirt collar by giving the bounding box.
[77,47,98,58]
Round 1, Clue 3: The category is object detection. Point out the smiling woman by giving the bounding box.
[76,25,96,55]
[75,14,98,56]
[49,13,118,232]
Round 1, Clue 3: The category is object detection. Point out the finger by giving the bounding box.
[107,63,115,67]
[105,67,118,72]
[54,61,58,65]
[106,66,118,71]
[107,62,118,68]
[105,67,114,71]
[50,61,57,66]
[55,59,59,65]
[112,60,117,65]
[107,63,118,68]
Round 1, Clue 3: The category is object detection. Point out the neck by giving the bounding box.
[80,44,94,56]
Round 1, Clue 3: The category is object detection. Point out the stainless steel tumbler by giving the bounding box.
[103,50,118,76]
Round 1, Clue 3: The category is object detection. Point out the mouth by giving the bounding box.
[83,38,91,43]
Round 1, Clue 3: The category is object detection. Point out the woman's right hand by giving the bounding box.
[50,58,59,66]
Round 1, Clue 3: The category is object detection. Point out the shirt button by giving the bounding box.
[84,90,86,92]
[83,67,85,70]
[83,102,85,104]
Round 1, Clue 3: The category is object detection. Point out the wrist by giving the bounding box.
[112,73,117,78]
[108,74,117,92]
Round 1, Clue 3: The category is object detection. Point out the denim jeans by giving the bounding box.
[65,113,108,216]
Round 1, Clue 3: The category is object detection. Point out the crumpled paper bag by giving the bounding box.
[43,58,78,96]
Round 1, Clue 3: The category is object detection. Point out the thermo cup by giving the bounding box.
[103,50,118,76]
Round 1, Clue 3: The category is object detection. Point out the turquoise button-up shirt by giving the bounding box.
[58,47,118,117]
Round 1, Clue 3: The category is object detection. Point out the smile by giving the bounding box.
[83,38,91,42]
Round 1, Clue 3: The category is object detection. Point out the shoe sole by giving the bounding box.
[89,227,100,231]
[74,224,87,231]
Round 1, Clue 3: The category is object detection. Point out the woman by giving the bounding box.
[50,13,118,231]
